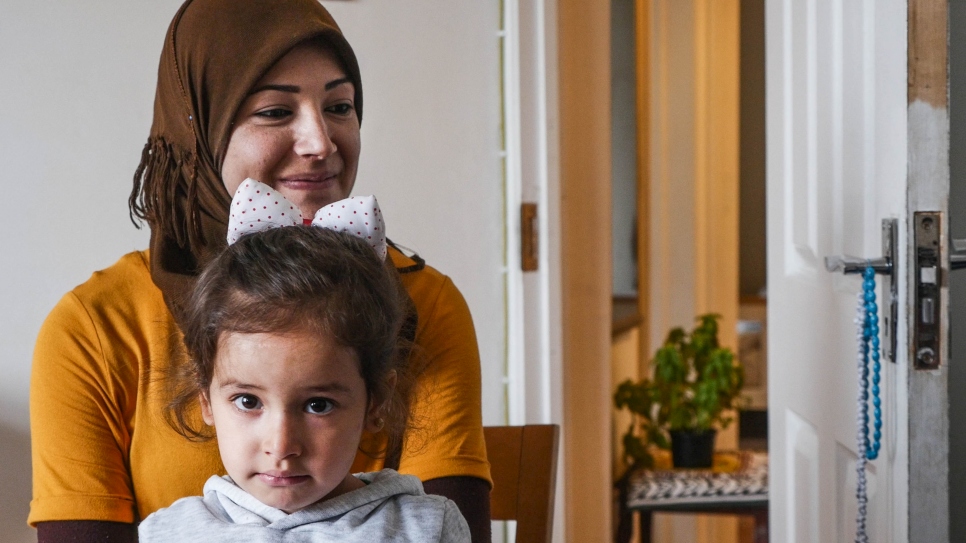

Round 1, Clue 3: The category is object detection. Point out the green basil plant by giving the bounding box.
[614,314,744,469]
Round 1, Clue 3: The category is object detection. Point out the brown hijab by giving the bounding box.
[129,0,362,326]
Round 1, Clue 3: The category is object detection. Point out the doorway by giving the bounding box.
[609,0,760,541]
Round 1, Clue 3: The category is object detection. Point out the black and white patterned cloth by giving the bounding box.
[626,452,768,508]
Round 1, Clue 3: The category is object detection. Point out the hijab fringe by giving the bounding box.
[130,136,205,249]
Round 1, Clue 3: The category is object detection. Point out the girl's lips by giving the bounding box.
[257,473,311,486]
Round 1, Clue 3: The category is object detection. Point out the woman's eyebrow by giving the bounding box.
[248,78,351,96]
[324,77,351,90]
[249,84,300,95]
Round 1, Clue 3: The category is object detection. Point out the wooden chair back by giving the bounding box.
[484,424,560,543]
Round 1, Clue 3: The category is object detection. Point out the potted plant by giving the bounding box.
[614,313,744,469]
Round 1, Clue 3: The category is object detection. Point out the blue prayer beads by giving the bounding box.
[862,267,882,460]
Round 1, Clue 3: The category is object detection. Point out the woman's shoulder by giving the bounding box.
[389,243,443,281]
[37,249,170,361]
[59,249,163,318]
[388,244,467,313]
[72,250,154,299]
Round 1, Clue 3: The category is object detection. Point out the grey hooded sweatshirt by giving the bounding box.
[138,469,470,542]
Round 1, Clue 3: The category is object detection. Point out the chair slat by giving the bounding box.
[484,424,560,543]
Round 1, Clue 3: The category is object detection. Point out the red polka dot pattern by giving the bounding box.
[227,178,388,259]
[311,194,387,260]
[226,179,301,244]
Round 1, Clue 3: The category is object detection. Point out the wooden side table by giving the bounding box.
[615,451,768,543]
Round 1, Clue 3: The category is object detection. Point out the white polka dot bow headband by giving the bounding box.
[227,179,387,260]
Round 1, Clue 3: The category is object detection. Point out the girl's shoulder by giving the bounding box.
[138,476,254,542]
[140,472,470,543]
[351,470,471,542]
[137,492,213,542]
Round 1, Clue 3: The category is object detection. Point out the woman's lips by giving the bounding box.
[257,473,311,486]
[277,173,339,190]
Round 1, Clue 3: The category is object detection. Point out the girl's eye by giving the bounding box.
[326,103,354,116]
[305,398,334,415]
[254,107,292,119]
[232,394,261,411]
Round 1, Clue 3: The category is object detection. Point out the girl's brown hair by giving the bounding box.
[167,226,413,457]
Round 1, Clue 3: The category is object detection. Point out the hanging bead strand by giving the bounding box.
[863,266,882,460]
[854,288,869,543]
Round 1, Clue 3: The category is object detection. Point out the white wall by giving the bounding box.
[0,2,505,541]
[322,1,505,423]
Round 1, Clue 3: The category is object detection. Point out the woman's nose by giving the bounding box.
[264,413,302,460]
[293,111,337,159]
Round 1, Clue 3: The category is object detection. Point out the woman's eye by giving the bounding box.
[326,103,354,116]
[232,394,261,411]
[305,398,334,415]
[254,107,292,119]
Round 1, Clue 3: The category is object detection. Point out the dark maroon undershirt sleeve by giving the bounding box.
[423,475,492,543]
[36,520,137,543]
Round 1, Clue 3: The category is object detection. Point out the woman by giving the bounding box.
[28,1,491,541]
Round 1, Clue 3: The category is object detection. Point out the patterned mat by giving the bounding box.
[626,451,768,508]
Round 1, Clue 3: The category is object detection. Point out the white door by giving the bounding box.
[767,1,949,542]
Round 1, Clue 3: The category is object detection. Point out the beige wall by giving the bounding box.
[646,0,741,541]
[558,0,614,540]
[647,0,739,401]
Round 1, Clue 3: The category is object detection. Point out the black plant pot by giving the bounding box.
[670,429,716,468]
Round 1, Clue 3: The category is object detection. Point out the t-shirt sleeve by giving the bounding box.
[398,277,492,485]
[29,292,137,525]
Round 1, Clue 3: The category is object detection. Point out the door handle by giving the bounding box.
[824,255,892,275]
[951,238,966,270]
[825,219,898,363]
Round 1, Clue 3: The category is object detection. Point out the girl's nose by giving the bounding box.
[293,111,337,159]
[264,413,302,460]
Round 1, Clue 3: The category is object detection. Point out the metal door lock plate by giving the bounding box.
[913,211,942,370]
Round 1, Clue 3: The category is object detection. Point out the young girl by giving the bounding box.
[138,181,470,542]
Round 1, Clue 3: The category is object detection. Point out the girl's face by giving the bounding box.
[200,329,382,512]
[221,42,361,219]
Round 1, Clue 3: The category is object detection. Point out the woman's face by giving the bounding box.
[222,42,361,219]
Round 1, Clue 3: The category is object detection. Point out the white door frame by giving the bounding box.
[504,0,568,541]
[906,1,949,540]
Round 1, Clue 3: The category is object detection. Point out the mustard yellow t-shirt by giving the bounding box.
[29,248,490,525]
